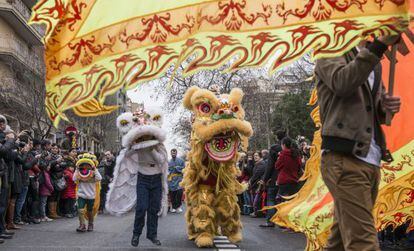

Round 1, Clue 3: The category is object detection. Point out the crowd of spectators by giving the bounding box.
[0,114,116,244]
[237,129,413,249]
[237,130,308,223]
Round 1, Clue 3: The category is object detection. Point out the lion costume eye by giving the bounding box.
[199,103,211,114]
[152,115,161,121]
[117,112,134,134]
[120,119,129,126]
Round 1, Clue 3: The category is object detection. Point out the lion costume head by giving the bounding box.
[116,106,166,150]
[183,86,253,164]
[76,153,98,182]
[181,86,253,248]
[106,105,169,216]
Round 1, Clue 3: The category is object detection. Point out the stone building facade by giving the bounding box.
[0,0,126,154]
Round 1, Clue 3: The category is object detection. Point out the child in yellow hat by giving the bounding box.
[73,153,102,232]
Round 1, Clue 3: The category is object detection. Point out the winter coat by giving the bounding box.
[50,154,65,180]
[275,149,302,185]
[27,150,41,178]
[262,143,282,186]
[39,170,54,196]
[244,159,255,177]
[22,152,37,186]
[0,139,14,188]
[315,45,390,161]
[12,151,26,193]
[239,169,250,183]
[237,161,250,183]
[98,158,115,185]
[5,144,24,194]
[249,160,266,192]
[61,169,76,199]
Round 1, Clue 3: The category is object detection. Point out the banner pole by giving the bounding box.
[385,44,398,126]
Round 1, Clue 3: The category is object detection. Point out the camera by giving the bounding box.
[41,151,51,158]
[18,141,26,148]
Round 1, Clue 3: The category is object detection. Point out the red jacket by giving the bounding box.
[61,169,76,199]
[275,149,301,185]
[239,169,250,183]
[39,171,54,196]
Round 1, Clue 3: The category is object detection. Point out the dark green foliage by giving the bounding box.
[271,87,315,142]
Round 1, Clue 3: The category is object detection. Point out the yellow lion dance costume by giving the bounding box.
[75,153,101,225]
[181,86,253,248]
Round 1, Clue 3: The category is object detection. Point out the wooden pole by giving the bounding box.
[385,44,398,126]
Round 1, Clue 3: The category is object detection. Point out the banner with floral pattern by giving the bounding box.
[29,0,411,127]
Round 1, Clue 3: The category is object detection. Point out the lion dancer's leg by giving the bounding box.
[186,185,217,247]
[215,190,242,243]
[184,198,196,240]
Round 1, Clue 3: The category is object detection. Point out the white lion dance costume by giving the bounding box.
[106,106,169,243]
[181,86,253,247]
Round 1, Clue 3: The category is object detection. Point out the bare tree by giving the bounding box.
[151,62,258,148]
[147,55,314,150]
[0,64,53,139]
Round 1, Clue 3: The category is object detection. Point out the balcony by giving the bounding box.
[21,0,36,8]
[0,0,44,45]
[0,34,45,77]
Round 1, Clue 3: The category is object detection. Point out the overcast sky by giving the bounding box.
[125,50,287,154]
[127,84,184,154]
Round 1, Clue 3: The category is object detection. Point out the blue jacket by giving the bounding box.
[168,157,185,191]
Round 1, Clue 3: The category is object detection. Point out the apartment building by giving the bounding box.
[0,0,50,136]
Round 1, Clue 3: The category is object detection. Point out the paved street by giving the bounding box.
[1,210,306,251]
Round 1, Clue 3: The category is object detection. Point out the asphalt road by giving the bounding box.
[1,211,307,251]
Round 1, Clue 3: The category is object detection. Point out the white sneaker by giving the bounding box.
[44,217,53,222]
[170,208,176,213]
[177,207,183,213]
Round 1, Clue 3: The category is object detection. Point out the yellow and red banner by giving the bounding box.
[30,0,411,127]
[272,32,414,250]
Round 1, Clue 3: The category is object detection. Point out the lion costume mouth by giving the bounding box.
[79,167,94,180]
[205,131,238,162]
[134,135,156,144]
[122,125,166,150]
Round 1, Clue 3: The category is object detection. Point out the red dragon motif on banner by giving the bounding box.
[32,0,87,35]
[200,0,273,30]
[119,13,196,45]
[276,0,368,21]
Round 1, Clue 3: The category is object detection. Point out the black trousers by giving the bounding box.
[27,178,40,219]
[62,198,75,214]
[100,183,109,211]
[133,173,162,239]
[277,183,299,203]
[0,187,9,234]
[169,189,183,209]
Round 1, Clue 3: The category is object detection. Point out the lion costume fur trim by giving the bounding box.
[181,87,252,247]
[106,106,169,217]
